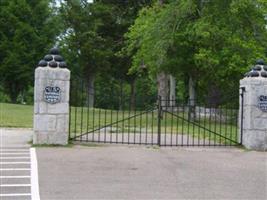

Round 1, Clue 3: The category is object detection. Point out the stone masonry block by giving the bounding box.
[35,67,70,81]
[34,102,48,114]
[34,114,56,132]
[56,114,69,133]
[47,103,69,114]
[242,106,252,130]
[253,118,267,130]
[242,129,267,151]
[48,132,68,145]
[33,132,48,144]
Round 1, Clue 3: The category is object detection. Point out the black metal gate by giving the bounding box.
[69,78,244,147]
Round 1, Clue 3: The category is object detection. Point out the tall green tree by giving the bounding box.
[0,0,60,103]
[60,0,152,107]
[125,0,267,104]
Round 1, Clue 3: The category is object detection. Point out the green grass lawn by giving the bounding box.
[0,102,240,145]
[0,103,33,128]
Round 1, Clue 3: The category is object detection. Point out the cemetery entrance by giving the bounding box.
[69,78,243,147]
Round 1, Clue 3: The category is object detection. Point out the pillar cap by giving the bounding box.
[37,47,67,69]
[244,59,267,78]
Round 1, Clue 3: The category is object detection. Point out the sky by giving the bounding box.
[56,0,93,7]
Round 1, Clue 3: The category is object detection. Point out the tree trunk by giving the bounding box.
[169,75,176,106]
[157,71,169,107]
[188,75,196,120]
[10,83,19,103]
[130,79,136,111]
[87,74,95,108]
[10,92,17,104]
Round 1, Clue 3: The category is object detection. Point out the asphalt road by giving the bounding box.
[1,128,267,200]
[37,145,267,200]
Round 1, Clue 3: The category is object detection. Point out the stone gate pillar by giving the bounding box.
[240,59,267,151]
[33,48,70,145]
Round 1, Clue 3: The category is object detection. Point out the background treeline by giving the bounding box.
[0,0,266,108]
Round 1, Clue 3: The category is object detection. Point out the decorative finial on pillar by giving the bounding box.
[244,59,266,78]
[37,47,67,68]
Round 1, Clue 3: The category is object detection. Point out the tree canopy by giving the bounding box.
[0,0,266,105]
[125,0,267,101]
[0,0,60,103]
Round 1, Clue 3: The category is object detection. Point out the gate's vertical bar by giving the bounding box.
[116,98,119,144]
[74,80,78,140]
[86,81,90,142]
[235,107,238,143]
[139,95,142,144]
[170,100,174,146]
[240,87,245,145]
[214,107,217,146]
[164,104,167,146]
[219,106,222,145]
[121,84,125,144]
[203,106,206,146]
[104,108,107,143]
[151,108,154,145]
[181,103,185,146]
[208,106,212,146]
[145,108,148,145]
[116,82,121,144]
[197,105,201,146]
[98,106,101,142]
[230,108,233,145]
[110,86,113,143]
[192,107,195,146]
[133,96,137,144]
[157,96,162,146]
[176,100,179,146]
[224,107,228,146]
[139,108,142,145]
[80,79,84,142]
[127,99,131,144]
[68,79,72,141]
[187,104,190,146]
[92,103,95,141]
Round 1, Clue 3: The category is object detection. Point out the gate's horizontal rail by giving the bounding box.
[71,108,156,140]
[163,110,240,145]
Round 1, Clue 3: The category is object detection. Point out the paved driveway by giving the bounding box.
[1,128,266,200]
[37,145,267,200]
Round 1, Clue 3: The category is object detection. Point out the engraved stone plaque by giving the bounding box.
[44,86,61,104]
[258,95,267,112]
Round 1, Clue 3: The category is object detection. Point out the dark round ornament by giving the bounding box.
[253,65,262,71]
[249,71,259,77]
[54,55,64,62]
[256,59,265,65]
[49,47,59,55]
[38,60,47,67]
[44,55,53,62]
[49,61,58,68]
[59,61,67,68]
[261,71,267,78]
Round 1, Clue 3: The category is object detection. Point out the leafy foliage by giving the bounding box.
[125,0,267,101]
[0,0,60,103]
